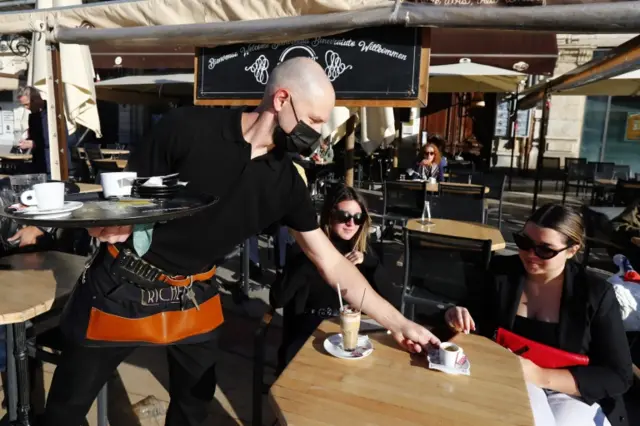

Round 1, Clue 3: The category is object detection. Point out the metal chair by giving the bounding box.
[382,180,426,229]
[540,157,563,192]
[483,173,507,230]
[613,165,631,181]
[436,182,486,223]
[400,228,492,320]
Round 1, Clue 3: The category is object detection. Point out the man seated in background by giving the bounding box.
[611,199,640,269]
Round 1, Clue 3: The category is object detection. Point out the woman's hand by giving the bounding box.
[7,226,44,247]
[345,250,364,265]
[18,139,33,150]
[444,306,476,334]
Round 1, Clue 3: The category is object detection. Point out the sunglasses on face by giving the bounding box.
[512,232,573,260]
[426,151,435,156]
[332,209,366,225]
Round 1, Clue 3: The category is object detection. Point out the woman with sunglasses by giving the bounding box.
[270,184,387,371]
[444,204,632,426]
[408,143,444,182]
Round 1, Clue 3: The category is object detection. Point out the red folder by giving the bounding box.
[495,327,589,369]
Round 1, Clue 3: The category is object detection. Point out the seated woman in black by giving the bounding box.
[271,184,385,371]
[445,204,632,426]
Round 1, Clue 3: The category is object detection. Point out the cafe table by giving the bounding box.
[395,180,489,194]
[427,181,489,194]
[93,158,128,170]
[406,218,505,251]
[0,252,86,426]
[77,147,129,157]
[270,320,534,426]
[76,182,103,193]
[0,154,32,161]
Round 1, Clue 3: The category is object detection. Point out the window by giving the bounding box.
[579,49,640,172]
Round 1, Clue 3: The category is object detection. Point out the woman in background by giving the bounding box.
[271,184,386,371]
[408,143,443,182]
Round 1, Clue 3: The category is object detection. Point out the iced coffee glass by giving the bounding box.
[340,305,361,351]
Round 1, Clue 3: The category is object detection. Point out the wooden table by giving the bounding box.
[0,154,32,161]
[429,181,489,194]
[0,252,86,426]
[77,148,129,157]
[270,320,534,426]
[595,179,614,186]
[93,158,128,169]
[76,183,103,193]
[406,218,506,251]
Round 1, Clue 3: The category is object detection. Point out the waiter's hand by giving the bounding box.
[88,226,133,243]
[392,319,441,353]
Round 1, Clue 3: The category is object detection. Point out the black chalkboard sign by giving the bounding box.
[195,27,428,107]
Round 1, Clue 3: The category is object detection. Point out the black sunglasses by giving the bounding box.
[512,232,574,260]
[425,151,435,156]
[332,209,366,225]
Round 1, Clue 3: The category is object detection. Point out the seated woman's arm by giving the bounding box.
[531,284,632,400]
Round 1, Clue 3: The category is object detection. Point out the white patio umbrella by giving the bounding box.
[429,58,527,93]
[556,68,640,96]
[31,0,101,138]
[96,73,396,153]
[321,107,395,154]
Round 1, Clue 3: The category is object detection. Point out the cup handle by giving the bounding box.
[20,190,37,206]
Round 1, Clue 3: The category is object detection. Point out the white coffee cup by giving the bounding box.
[101,172,137,198]
[439,342,463,368]
[20,182,65,211]
[429,177,437,184]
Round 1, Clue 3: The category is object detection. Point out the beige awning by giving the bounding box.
[552,68,640,96]
[30,0,101,137]
[429,59,527,93]
[0,0,389,35]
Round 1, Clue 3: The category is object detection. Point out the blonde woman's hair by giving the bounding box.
[319,183,371,253]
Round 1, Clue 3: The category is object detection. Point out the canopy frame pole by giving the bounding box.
[519,34,640,110]
[507,91,518,191]
[599,96,612,162]
[45,42,69,181]
[531,90,550,214]
[344,115,357,187]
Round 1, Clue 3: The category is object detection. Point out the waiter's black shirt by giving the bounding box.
[127,107,319,275]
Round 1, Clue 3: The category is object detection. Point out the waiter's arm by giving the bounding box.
[292,228,440,352]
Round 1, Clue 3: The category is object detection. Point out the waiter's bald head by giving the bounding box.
[262,57,335,134]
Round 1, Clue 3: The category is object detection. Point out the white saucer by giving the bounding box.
[32,212,73,219]
[426,347,471,376]
[13,201,83,216]
[323,334,374,360]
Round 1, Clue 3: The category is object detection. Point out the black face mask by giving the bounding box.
[274,98,322,157]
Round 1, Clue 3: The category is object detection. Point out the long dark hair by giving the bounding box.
[320,184,371,252]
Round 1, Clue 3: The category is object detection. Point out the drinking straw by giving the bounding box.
[336,283,344,311]
[359,288,367,312]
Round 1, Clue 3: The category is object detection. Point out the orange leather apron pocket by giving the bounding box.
[86,294,224,344]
